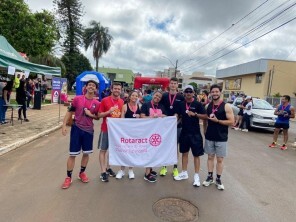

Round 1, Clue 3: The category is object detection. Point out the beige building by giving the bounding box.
[216,58,296,99]
[180,71,216,89]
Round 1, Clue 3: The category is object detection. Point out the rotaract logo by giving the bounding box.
[149,134,161,147]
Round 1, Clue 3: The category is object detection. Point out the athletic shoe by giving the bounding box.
[116,170,125,179]
[174,171,188,181]
[193,174,200,187]
[172,167,179,177]
[144,173,157,183]
[78,172,89,183]
[159,166,167,176]
[150,169,158,177]
[61,177,72,189]
[242,129,248,132]
[215,179,225,190]
[106,168,116,177]
[269,142,277,148]
[280,144,288,150]
[100,172,109,182]
[128,170,135,179]
[202,176,214,187]
[234,127,241,131]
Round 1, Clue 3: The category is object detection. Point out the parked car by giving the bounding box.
[231,97,277,130]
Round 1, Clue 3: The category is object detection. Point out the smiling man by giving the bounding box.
[202,84,234,190]
[98,82,124,182]
[61,80,100,189]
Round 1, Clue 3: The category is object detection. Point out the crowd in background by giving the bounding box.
[0,74,49,124]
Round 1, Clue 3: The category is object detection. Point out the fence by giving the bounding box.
[265,96,296,107]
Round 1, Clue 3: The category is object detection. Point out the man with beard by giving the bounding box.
[159,77,184,177]
[202,84,234,190]
[174,85,207,187]
[61,80,100,189]
[98,82,124,182]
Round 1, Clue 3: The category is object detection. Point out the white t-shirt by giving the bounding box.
[243,101,252,115]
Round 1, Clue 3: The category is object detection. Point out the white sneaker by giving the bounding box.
[193,174,200,187]
[216,179,225,190]
[116,170,125,179]
[174,171,188,181]
[242,129,248,132]
[128,170,135,179]
[234,127,241,131]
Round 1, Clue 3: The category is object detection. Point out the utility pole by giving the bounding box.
[174,59,178,77]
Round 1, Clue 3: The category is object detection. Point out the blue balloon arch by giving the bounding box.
[75,71,110,100]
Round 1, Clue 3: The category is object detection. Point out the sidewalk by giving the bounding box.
[0,104,67,155]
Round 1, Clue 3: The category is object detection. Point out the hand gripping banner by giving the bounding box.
[107,116,177,167]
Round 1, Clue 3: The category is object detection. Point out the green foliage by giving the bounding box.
[30,54,66,76]
[273,92,281,97]
[0,0,59,56]
[84,20,113,71]
[54,0,84,54]
[188,82,198,89]
[61,52,92,88]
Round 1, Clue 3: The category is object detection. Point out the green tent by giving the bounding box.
[0,35,61,76]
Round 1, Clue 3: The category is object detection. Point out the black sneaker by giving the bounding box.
[150,169,158,177]
[144,173,157,183]
[202,176,214,187]
[100,172,109,182]
[106,168,116,177]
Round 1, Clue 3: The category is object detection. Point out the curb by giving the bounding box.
[0,123,63,156]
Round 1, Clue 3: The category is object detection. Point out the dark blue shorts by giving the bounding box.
[69,124,94,156]
[274,122,289,129]
[179,132,204,157]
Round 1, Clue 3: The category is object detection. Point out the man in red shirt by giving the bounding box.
[98,82,124,182]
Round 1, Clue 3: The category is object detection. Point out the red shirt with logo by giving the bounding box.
[99,96,124,132]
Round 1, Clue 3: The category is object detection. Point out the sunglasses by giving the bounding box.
[184,90,193,93]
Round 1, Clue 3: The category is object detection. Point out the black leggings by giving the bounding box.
[18,101,27,119]
[240,113,251,129]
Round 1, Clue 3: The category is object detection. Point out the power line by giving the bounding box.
[180,0,294,71]
[182,16,296,71]
[180,1,296,72]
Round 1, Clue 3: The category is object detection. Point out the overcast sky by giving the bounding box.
[25,0,296,76]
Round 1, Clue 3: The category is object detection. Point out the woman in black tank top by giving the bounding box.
[116,91,141,180]
[121,91,141,118]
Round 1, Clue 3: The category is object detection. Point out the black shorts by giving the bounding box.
[238,110,243,116]
[274,122,289,129]
[179,132,204,157]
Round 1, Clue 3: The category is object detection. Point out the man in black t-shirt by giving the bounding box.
[159,77,184,177]
[174,85,207,187]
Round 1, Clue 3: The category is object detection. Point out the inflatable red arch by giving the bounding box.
[134,76,170,89]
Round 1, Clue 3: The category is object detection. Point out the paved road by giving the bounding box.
[0,124,295,222]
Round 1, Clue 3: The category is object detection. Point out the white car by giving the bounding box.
[232,97,277,130]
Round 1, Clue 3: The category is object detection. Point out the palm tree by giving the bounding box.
[84,20,113,71]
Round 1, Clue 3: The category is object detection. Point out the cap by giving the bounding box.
[184,85,194,91]
[245,96,252,100]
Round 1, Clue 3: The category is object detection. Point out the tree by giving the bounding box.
[61,52,92,88]
[54,0,84,54]
[84,20,113,71]
[188,82,198,90]
[30,54,66,76]
[0,0,59,56]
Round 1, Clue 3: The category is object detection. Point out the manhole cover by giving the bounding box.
[153,198,199,222]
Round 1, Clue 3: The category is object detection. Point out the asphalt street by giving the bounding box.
[0,123,295,222]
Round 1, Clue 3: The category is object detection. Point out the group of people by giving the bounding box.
[0,74,49,124]
[61,77,235,191]
[231,93,295,150]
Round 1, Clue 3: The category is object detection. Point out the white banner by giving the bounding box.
[108,116,178,167]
